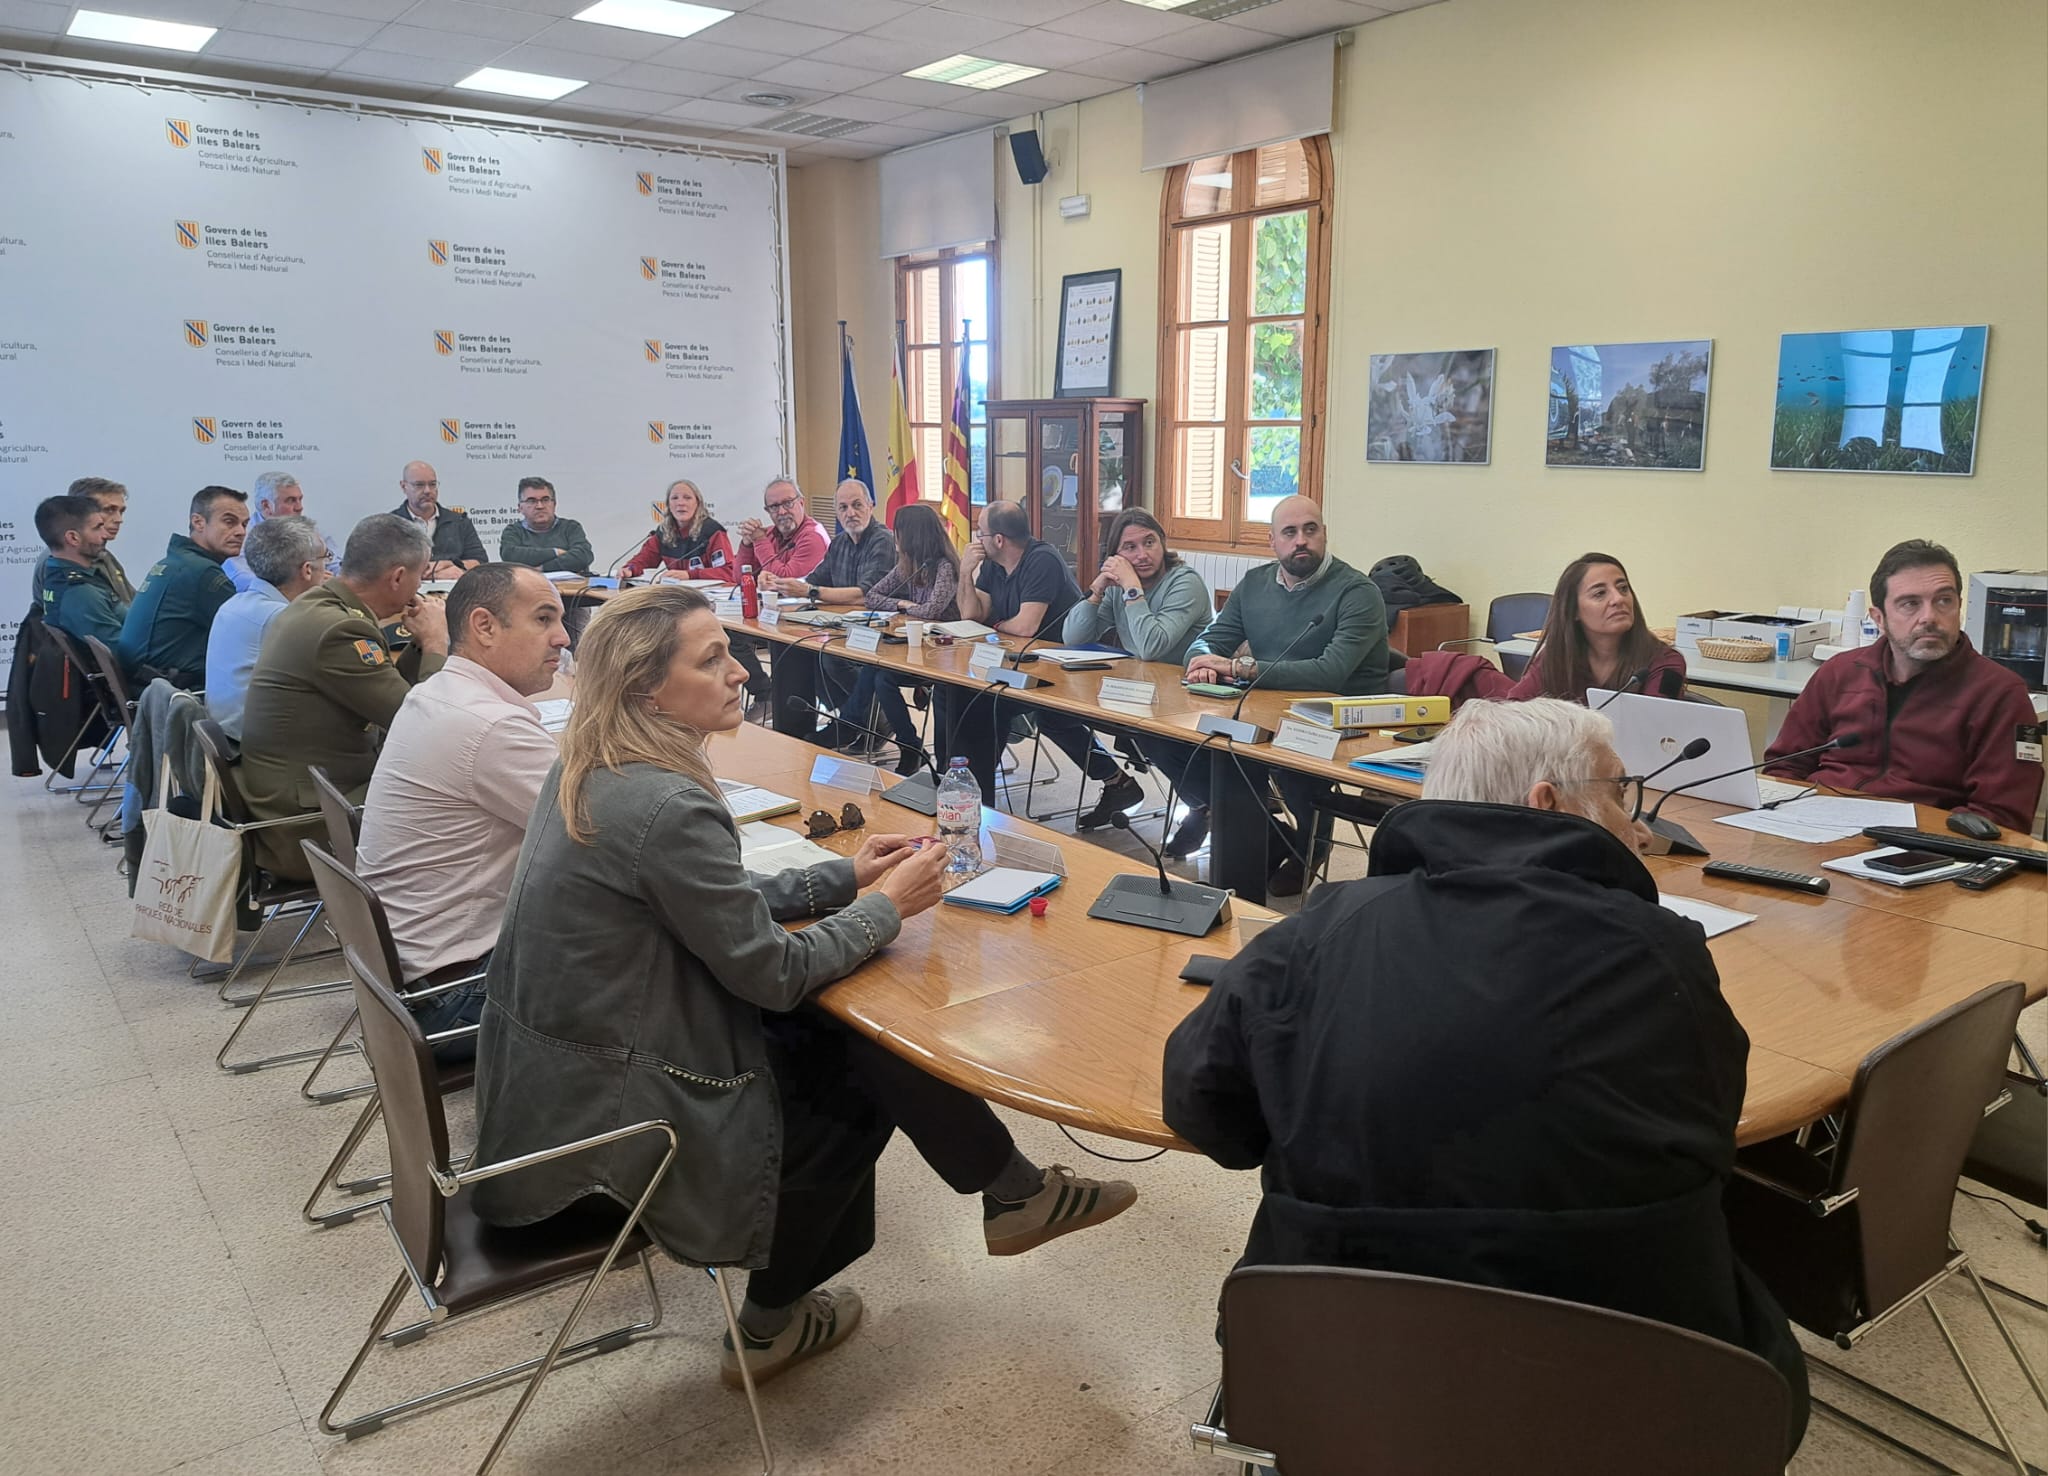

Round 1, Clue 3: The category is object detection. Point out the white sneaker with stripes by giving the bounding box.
[983,1165,1138,1257]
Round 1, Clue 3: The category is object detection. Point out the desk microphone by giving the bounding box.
[1594,669,1653,710]
[1109,811,1173,896]
[589,531,650,590]
[784,696,942,815]
[1090,797,1232,937]
[1641,734,1861,855]
[940,623,1063,791]
[1195,613,1329,745]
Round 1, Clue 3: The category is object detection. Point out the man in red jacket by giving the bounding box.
[1766,540,2042,832]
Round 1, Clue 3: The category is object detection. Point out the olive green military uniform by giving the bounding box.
[239,581,444,880]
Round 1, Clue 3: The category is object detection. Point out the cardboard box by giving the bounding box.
[1711,613,1828,657]
[1675,611,1744,650]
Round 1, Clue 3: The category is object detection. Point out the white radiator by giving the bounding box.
[1181,550,1261,601]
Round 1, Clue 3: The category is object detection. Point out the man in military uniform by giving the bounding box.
[239,514,449,880]
[115,485,248,688]
[393,459,486,579]
[34,494,130,649]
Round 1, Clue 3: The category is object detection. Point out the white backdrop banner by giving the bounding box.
[0,64,790,672]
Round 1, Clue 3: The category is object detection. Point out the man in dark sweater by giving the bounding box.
[1165,697,1807,1458]
[497,476,593,575]
[1767,539,2042,832]
[1176,496,1389,894]
[392,459,487,578]
[115,485,247,688]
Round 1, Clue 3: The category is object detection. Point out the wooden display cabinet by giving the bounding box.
[982,397,1146,577]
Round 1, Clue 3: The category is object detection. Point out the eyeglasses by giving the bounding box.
[520,495,555,506]
[805,803,866,839]
[1566,774,1648,820]
[765,497,803,513]
[405,480,439,491]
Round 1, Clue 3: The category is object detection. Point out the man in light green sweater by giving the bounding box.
[1177,495,1388,894]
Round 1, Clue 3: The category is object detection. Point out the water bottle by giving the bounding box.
[1774,627,1792,662]
[935,757,983,877]
[738,565,760,620]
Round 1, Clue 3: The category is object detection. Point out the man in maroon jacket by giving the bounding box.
[1766,540,2042,832]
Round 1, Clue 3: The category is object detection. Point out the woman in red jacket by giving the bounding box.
[1511,551,1686,705]
[623,479,740,582]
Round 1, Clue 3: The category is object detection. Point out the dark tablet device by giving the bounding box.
[1866,850,1954,876]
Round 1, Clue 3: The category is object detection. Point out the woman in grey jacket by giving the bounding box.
[469,583,951,1388]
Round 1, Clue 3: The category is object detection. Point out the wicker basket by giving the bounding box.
[1695,636,1774,663]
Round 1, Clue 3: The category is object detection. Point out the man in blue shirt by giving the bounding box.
[204,515,333,741]
[116,485,249,688]
[226,471,340,589]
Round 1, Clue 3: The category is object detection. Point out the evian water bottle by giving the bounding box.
[935,757,983,877]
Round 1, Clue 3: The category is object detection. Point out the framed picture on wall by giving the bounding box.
[1366,349,1494,463]
[1546,339,1713,471]
[1054,269,1121,398]
[1770,326,1987,475]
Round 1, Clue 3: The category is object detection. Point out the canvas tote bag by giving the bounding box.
[131,757,241,963]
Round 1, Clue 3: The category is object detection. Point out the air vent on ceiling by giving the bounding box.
[740,90,797,107]
[761,111,870,139]
[1181,0,1279,18]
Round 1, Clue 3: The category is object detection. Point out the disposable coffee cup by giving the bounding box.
[904,620,924,646]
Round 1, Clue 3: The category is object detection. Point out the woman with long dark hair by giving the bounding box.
[836,503,959,774]
[1511,552,1686,704]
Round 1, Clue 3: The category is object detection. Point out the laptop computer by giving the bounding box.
[1589,690,1807,810]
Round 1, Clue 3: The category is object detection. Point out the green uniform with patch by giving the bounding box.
[238,581,445,880]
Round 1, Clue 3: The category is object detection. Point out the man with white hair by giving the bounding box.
[226,471,340,588]
[1162,698,1808,1455]
[204,514,332,741]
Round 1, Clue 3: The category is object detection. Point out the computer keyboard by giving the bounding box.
[1859,827,2047,872]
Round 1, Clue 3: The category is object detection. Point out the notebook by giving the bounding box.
[1349,739,1438,783]
[941,867,1063,915]
[717,778,800,823]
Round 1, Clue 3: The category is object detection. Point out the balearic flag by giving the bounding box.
[940,324,974,549]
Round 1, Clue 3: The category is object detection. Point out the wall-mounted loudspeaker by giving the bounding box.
[1010,129,1049,186]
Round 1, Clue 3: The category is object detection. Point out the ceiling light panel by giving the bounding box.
[455,66,588,99]
[904,53,1047,90]
[67,9,216,51]
[572,0,730,41]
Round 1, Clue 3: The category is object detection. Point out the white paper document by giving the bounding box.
[542,570,583,583]
[737,821,840,874]
[1713,809,1862,844]
[1025,648,1131,666]
[1658,894,1758,938]
[1769,796,1919,829]
[534,698,573,734]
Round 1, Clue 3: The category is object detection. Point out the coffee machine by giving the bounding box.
[1967,571,2047,691]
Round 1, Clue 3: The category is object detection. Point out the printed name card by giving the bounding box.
[967,643,1005,674]
[1098,677,1157,705]
[810,755,880,793]
[757,604,781,627]
[1273,719,1344,761]
[991,830,1067,877]
[844,625,882,655]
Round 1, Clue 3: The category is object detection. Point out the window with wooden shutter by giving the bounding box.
[896,245,998,506]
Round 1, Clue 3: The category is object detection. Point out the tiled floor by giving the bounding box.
[4,743,2043,1475]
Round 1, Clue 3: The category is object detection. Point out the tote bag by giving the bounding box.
[131,757,241,963]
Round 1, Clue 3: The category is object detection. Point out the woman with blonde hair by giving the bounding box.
[622,478,740,581]
[470,584,1135,1388]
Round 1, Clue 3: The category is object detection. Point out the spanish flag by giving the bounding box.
[882,322,921,529]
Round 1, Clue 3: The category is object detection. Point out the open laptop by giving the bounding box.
[1590,690,1807,810]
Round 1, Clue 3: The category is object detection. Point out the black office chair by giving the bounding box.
[1192,1266,1791,1475]
[1486,593,1551,680]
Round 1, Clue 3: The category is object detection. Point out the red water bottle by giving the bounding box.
[739,565,760,620]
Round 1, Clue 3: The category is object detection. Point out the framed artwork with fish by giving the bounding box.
[1366,348,1495,463]
[1771,326,1988,475]
[1546,339,1712,471]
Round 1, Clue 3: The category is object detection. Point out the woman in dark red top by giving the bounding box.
[1510,552,1687,705]
[623,478,740,582]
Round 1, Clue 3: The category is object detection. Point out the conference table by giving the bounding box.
[702,718,2047,1156]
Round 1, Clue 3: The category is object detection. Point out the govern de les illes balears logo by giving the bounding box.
[440,419,462,444]
[422,147,443,174]
[644,339,663,363]
[176,220,201,250]
[193,417,216,444]
[647,420,666,444]
[636,171,654,196]
[184,319,209,348]
[429,239,450,266]
[434,329,455,357]
[166,118,192,148]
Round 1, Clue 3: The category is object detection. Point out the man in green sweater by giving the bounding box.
[1179,495,1389,895]
[497,476,593,575]
[115,485,248,689]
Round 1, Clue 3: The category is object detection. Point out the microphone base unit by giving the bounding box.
[1087,873,1233,937]
[1196,712,1273,745]
[585,575,622,591]
[879,770,939,817]
[1644,817,1709,858]
[985,666,1051,691]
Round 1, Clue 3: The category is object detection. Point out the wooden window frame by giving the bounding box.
[895,244,1000,506]
[1155,136,1332,553]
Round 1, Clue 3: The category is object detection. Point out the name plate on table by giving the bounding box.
[967,643,1005,675]
[991,830,1066,877]
[757,604,781,628]
[810,755,880,793]
[1099,677,1157,705]
[844,625,882,655]
[1273,719,1343,761]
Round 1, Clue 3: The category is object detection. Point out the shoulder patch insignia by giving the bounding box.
[352,639,388,667]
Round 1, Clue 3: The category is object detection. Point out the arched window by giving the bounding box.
[1156,136,1332,549]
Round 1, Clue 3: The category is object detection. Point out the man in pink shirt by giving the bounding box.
[356,563,569,1058]
[734,476,828,581]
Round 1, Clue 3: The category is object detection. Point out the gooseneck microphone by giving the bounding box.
[1637,734,1861,856]
[1195,612,1330,745]
[1594,669,1653,711]
[1637,736,1713,794]
[590,531,651,589]
[1109,811,1174,896]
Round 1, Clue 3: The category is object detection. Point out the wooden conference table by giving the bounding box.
[704,717,2047,1155]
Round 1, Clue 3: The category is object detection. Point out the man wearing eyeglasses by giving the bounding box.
[735,476,828,582]
[497,476,593,576]
[1165,697,1808,1458]
[392,459,486,580]
[1765,539,2041,833]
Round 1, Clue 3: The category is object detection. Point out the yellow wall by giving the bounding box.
[791,0,2047,626]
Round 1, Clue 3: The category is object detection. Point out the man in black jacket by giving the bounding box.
[1163,697,1807,1454]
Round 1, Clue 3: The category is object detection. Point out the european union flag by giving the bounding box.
[836,332,874,529]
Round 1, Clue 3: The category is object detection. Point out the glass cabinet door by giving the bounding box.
[1036,412,1085,570]
[990,411,1030,506]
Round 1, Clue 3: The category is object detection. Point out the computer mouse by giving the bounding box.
[1947,810,2002,841]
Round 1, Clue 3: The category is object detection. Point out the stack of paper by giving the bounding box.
[1659,894,1757,938]
[1026,648,1132,667]
[1350,739,1437,782]
[1715,796,1918,845]
[1824,848,1973,888]
[534,698,573,734]
[737,821,840,875]
[542,570,583,583]
[931,619,996,639]
[717,779,800,823]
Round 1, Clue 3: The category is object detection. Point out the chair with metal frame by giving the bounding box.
[32,621,125,801]
[1189,1265,1791,1475]
[1724,979,2043,1475]
[190,717,347,1012]
[297,765,376,1107]
[71,633,136,828]
[301,840,769,1475]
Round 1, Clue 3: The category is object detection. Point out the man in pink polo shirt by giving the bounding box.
[735,476,829,581]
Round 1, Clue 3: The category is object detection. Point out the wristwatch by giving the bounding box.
[1232,654,1257,680]
[1121,587,1143,603]
[807,583,820,600]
